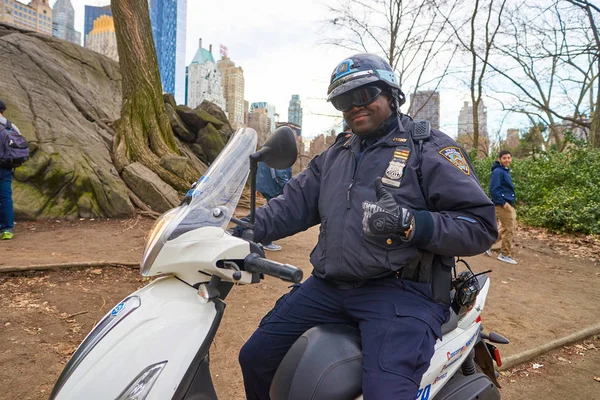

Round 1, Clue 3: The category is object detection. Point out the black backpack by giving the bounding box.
[0,120,29,168]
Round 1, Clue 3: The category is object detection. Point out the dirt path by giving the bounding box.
[499,336,600,400]
[0,218,598,399]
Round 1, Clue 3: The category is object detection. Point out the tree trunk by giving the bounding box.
[111,0,198,191]
[591,67,600,147]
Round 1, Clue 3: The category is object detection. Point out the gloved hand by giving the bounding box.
[362,177,415,240]
[228,216,252,239]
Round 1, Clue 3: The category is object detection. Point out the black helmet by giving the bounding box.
[326,53,405,108]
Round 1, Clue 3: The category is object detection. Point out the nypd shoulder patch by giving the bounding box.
[439,146,470,175]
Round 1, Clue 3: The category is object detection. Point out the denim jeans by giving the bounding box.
[0,167,14,232]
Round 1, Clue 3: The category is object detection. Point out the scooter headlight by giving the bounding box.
[116,361,167,400]
[140,207,183,274]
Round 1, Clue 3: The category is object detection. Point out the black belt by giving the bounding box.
[316,271,401,291]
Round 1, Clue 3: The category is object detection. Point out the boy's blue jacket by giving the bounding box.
[489,161,516,206]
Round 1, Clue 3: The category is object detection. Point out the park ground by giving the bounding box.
[0,217,599,399]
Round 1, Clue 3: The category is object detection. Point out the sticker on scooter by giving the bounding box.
[465,331,477,347]
[415,384,431,400]
[441,357,460,372]
[111,302,125,316]
[433,372,448,384]
[446,347,464,361]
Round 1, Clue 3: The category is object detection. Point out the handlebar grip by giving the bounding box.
[244,253,303,283]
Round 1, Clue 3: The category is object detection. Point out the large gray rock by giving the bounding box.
[0,23,228,219]
[163,93,177,110]
[165,103,195,142]
[197,123,225,163]
[160,155,188,177]
[198,100,234,138]
[122,163,180,212]
[176,105,224,133]
[0,23,133,219]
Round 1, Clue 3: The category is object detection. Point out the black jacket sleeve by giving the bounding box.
[411,137,498,256]
[253,152,324,244]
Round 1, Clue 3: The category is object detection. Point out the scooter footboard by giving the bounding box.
[51,276,220,400]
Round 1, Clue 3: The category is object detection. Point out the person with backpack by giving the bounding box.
[255,162,292,251]
[235,54,497,399]
[0,99,29,240]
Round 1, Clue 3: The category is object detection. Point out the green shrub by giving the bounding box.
[472,146,600,235]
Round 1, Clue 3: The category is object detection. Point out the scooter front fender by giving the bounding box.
[51,276,221,400]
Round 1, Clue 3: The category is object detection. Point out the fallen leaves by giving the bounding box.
[518,226,600,263]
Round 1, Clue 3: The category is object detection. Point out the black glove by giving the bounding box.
[229,217,251,238]
[362,177,415,240]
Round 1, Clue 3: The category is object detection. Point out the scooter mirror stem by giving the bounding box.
[249,159,258,225]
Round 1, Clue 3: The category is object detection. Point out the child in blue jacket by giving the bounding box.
[487,150,517,264]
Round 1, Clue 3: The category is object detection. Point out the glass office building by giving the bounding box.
[149,0,187,104]
[288,94,303,129]
[52,0,81,44]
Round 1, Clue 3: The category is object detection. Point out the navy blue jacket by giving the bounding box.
[254,116,497,282]
[489,161,516,206]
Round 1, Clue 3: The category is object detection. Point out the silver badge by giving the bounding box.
[385,161,404,180]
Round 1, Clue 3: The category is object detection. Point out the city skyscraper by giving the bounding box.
[85,15,118,61]
[0,0,53,35]
[83,5,111,46]
[288,94,303,129]
[185,39,226,110]
[409,90,440,130]
[250,102,276,132]
[217,56,245,129]
[506,128,520,148]
[247,108,271,146]
[52,0,81,45]
[148,0,187,105]
[457,100,488,138]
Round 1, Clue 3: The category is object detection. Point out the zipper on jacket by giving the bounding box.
[346,181,354,209]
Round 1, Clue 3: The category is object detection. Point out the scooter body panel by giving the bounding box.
[146,227,255,285]
[52,276,217,400]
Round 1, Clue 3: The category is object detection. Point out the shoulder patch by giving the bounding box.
[439,146,470,175]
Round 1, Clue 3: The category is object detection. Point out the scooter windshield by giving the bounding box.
[166,127,257,241]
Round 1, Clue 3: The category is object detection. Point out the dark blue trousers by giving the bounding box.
[239,275,449,400]
[0,168,14,232]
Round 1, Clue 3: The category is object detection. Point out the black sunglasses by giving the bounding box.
[330,86,383,112]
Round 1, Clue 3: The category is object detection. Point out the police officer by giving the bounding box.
[238,54,497,399]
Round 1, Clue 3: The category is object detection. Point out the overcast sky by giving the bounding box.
[63,0,525,139]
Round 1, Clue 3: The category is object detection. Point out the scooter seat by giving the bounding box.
[270,324,362,400]
[441,309,459,336]
[270,313,460,400]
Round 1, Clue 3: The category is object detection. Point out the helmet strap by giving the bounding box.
[391,88,406,116]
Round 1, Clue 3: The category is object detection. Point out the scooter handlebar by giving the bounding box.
[244,253,303,283]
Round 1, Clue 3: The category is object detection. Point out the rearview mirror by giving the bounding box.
[250,126,298,169]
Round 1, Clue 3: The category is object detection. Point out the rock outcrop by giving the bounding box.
[0,24,132,219]
[0,23,233,218]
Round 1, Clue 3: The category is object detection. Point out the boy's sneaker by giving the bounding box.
[1,231,13,240]
[497,253,517,265]
[263,243,282,252]
[484,249,493,257]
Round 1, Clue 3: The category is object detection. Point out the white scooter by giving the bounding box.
[50,126,508,400]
